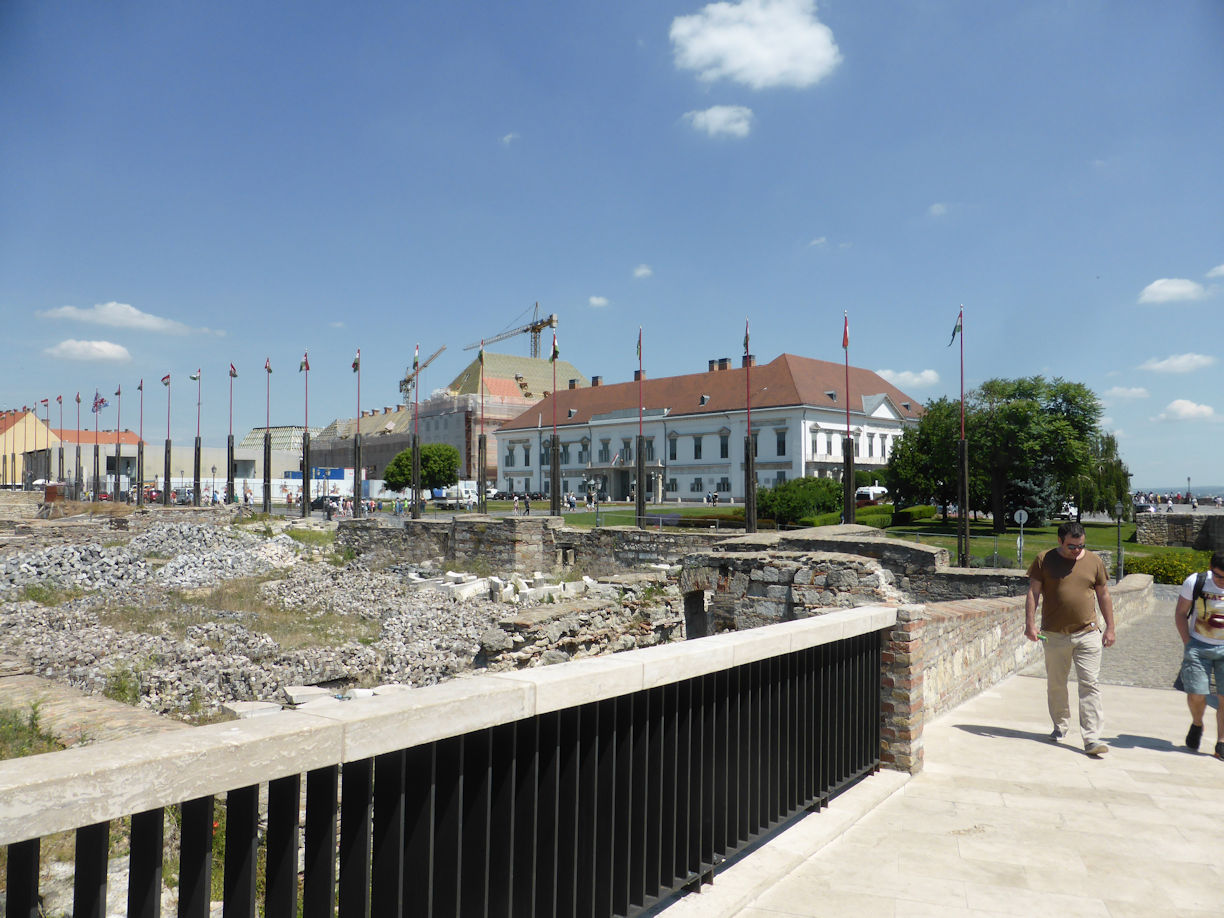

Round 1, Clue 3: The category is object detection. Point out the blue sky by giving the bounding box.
[2,0,1222,489]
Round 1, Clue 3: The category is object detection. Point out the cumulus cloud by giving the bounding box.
[1156,399,1215,421]
[809,236,827,247]
[670,0,841,90]
[684,104,753,138]
[1104,386,1149,399]
[928,203,947,217]
[500,132,519,145]
[1138,278,1207,303]
[876,368,939,389]
[1139,353,1215,374]
[633,264,653,279]
[589,296,609,308]
[43,339,132,362]
[1207,264,1224,278]
[37,300,223,335]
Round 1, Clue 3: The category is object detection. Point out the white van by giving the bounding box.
[855,485,889,504]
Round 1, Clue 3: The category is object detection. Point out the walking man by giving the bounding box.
[1024,521,1117,756]
[1174,551,1224,758]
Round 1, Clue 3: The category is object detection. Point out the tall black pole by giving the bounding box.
[410,433,421,520]
[744,434,757,533]
[193,437,202,507]
[550,438,562,516]
[477,433,487,514]
[843,436,856,524]
[634,435,646,528]
[162,441,172,506]
[300,431,311,518]
[262,430,272,514]
[226,434,235,504]
[958,438,970,567]
[353,432,364,517]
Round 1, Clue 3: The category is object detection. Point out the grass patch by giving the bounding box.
[284,528,335,548]
[0,701,63,760]
[883,518,1139,569]
[328,546,357,567]
[104,662,144,705]
[17,582,85,606]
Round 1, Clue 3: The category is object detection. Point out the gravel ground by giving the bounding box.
[1099,582,1183,689]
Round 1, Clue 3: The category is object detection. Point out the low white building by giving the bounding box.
[493,353,922,501]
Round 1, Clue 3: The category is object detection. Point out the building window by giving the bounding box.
[666,478,678,492]
[717,477,731,492]
[775,471,787,484]
[504,448,515,468]
[776,430,786,456]
[622,439,633,462]
[690,477,704,492]
[561,444,570,463]
[644,438,654,461]
[598,440,610,463]
[524,446,531,465]
[669,438,677,461]
[752,432,759,458]
[693,436,702,460]
[720,434,729,459]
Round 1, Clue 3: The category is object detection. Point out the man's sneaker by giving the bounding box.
[1187,723,1203,751]
[1215,741,1224,761]
[1048,728,1065,743]
[1085,742,1109,757]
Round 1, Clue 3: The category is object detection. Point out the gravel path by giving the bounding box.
[1099,582,1182,689]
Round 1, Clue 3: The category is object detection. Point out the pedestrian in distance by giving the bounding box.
[1024,521,1117,756]
[1174,552,1224,759]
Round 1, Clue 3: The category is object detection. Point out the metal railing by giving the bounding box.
[2,609,890,918]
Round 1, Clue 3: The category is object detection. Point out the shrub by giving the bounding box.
[756,477,841,526]
[1123,551,1209,585]
[892,505,937,525]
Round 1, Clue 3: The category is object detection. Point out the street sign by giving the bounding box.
[1013,509,1029,525]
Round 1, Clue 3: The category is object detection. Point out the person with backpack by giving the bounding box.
[1024,521,1117,757]
[1175,553,1224,758]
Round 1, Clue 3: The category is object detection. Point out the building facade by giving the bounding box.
[493,353,921,502]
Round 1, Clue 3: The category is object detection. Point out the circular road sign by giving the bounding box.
[1014,509,1029,525]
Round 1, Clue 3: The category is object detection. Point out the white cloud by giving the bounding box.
[1138,278,1207,303]
[500,132,519,145]
[670,0,841,90]
[1156,399,1215,421]
[43,339,132,362]
[1139,353,1216,374]
[329,321,345,328]
[589,296,609,308]
[1104,386,1149,399]
[928,203,947,217]
[37,300,223,335]
[684,104,753,138]
[633,264,653,279]
[1207,264,1224,279]
[876,368,939,389]
[809,236,827,247]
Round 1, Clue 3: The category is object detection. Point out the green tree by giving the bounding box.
[884,397,961,518]
[1075,432,1131,520]
[757,476,841,525]
[383,443,461,493]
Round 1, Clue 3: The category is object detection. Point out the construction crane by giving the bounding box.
[465,302,557,359]
[398,345,446,401]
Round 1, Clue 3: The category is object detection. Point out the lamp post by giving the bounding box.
[1115,500,1124,583]
[211,465,216,504]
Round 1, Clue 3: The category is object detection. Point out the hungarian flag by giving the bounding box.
[300,352,310,372]
[842,312,849,350]
[137,380,143,392]
[550,332,559,363]
[40,398,49,406]
[478,340,484,367]
[229,363,238,378]
[75,392,81,404]
[161,374,171,387]
[637,327,642,360]
[948,308,963,347]
[114,386,121,397]
[265,358,272,374]
[56,395,62,404]
[743,318,749,354]
[412,344,419,372]
[352,349,360,373]
[189,369,201,381]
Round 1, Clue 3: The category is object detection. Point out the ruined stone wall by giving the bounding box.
[1135,511,1223,550]
[0,492,42,522]
[554,527,724,576]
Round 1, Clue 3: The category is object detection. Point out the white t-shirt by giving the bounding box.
[1178,571,1224,645]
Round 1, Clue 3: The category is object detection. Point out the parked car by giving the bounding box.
[1057,501,1078,520]
[493,490,512,501]
[175,489,195,505]
[310,494,339,511]
[1133,502,1157,514]
[144,488,162,503]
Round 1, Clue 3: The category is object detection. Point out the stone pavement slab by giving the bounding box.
[661,673,1223,918]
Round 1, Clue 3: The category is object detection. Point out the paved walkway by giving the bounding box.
[665,587,1223,918]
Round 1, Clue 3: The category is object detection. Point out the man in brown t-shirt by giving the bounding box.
[1025,521,1117,756]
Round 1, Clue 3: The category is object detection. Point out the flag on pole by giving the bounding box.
[478,341,484,366]
[40,398,49,406]
[136,380,143,392]
[229,363,238,378]
[56,395,62,404]
[189,370,201,381]
[743,319,750,354]
[948,308,963,347]
[842,312,849,350]
[550,332,559,362]
[75,392,81,404]
[161,375,171,387]
[92,392,108,413]
[265,358,272,374]
[352,349,360,373]
[114,386,121,397]
[412,344,419,372]
[300,352,310,372]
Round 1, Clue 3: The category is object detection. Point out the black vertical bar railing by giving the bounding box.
[2,628,884,918]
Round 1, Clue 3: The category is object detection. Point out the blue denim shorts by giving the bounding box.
[1180,638,1224,696]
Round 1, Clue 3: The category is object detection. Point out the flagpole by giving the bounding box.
[958,306,968,566]
[744,317,756,533]
[263,358,272,514]
[114,386,122,500]
[354,349,363,517]
[638,327,643,439]
[551,332,560,516]
[57,396,63,483]
[479,340,486,513]
[137,380,144,507]
[164,375,171,507]
[842,311,855,524]
[193,370,202,507]
[75,394,81,499]
[301,351,310,518]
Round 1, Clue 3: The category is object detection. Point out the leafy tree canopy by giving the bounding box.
[383,443,461,493]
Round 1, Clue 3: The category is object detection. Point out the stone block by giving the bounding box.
[223,701,284,718]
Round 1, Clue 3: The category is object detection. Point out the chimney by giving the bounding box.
[383,407,391,414]
[741,354,755,368]
[633,370,643,381]
[708,359,718,372]
[591,376,602,387]
[569,379,578,389]
[718,357,731,371]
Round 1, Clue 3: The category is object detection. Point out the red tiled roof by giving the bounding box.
[483,377,523,398]
[498,353,923,431]
[51,428,144,447]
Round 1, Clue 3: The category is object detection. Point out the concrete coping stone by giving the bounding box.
[0,605,899,846]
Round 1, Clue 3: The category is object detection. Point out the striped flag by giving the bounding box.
[842,312,849,350]
[948,308,963,347]
[136,380,143,392]
[265,358,272,374]
[550,332,559,362]
[56,395,62,404]
[114,386,121,397]
[352,349,360,373]
[189,369,201,381]
[161,375,171,387]
[300,352,310,372]
[229,363,238,378]
[412,344,419,372]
